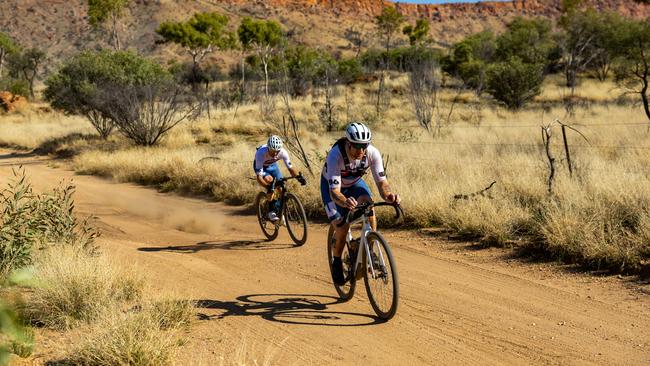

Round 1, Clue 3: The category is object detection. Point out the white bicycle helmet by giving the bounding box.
[345,122,372,143]
[267,135,283,151]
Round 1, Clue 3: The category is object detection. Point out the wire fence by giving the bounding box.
[199,121,650,178]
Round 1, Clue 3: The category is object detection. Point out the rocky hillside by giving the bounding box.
[2,0,649,71]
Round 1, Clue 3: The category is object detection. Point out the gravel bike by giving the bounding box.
[255,175,308,246]
[327,202,402,320]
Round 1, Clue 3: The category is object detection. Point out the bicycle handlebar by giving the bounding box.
[268,173,305,191]
[344,201,403,224]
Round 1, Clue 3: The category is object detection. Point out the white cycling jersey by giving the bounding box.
[254,144,293,176]
[321,139,386,189]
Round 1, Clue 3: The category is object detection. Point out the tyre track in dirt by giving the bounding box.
[1,151,648,365]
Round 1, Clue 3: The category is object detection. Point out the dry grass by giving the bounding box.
[11,78,650,273]
[63,308,184,366]
[20,246,195,365]
[22,246,145,330]
[0,104,93,149]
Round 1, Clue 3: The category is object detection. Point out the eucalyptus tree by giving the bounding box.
[88,0,130,50]
[157,12,236,87]
[238,17,284,97]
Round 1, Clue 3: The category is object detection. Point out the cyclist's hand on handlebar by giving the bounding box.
[386,193,401,205]
[296,173,307,186]
[344,197,358,209]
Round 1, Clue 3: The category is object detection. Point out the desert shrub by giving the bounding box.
[0,78,28,97]
[63,310,182,366]
[44,50,171,140]
[0,168,98,279]
[0,300,34,363]
[337,58,363,84]
[486,58,545,109]
[99,81,200,146]
[148,298,195,330]
[21,247,144,329]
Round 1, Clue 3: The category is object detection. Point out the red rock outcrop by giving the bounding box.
[1,0,647,66]
[0,92,28,113]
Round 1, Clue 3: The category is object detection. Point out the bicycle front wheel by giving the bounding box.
[284,193,308,246]
[363,232,399,320]
[327,225,356,301]
[255,192,279,241]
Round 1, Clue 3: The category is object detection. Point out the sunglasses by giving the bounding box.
[350,142,369,150]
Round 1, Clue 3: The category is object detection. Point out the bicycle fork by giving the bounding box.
[357,232,389,283]
[349,220,384,281]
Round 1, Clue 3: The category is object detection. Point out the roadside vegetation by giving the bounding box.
[1,1,649,275]
[0,168,194,364]
[1,0,649,363]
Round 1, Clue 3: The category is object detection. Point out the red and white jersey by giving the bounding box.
[321,139,386,189]
[254,145,293,176]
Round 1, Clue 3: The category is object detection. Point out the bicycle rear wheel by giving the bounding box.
[255,192,279,241]
[327,225,356,301]
[284,193,308,246]
[363,232,399,320]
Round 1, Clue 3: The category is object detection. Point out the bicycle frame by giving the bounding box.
[347,212,386,281]
[267,176,297,226]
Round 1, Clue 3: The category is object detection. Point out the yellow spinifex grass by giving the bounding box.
[23,246,145,330]
[14,79,649,272]
[0,106,93,149]
[65,308,183,366]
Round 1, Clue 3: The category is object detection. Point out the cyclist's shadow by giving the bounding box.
[196,293,385,326]
[138,239,295,253]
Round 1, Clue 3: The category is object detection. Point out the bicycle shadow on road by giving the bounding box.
[195,293,385,326]
[138,239,295,253]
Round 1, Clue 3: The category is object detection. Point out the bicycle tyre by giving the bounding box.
[363,232,399,320]
[255,192,279,241]
[284,193,308,246]
[327,225,356,301]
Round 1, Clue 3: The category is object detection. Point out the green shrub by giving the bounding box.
[486,58,544,109]
[44,50,171,140]
[0,167,98,280]
[0,78,28,97]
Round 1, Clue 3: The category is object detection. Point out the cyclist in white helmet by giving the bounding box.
[321,122,400,285]
[254,135,306,222]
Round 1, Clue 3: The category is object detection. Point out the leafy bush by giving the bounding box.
[0,167,98,279]
[0,300,34,363]
[44,50,170,140]
[362,46,442,73]
[0,78,28,97]
[495,17,559,69]
[337,58,363,84]
[486,58,545,109]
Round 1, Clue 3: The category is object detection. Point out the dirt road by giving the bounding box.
[1,151,649,365]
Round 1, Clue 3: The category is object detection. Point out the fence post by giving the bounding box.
[561,124,572,178]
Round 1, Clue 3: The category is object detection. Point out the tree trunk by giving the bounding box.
[0,49,5,76]
[640,76,650,128]
[22,68,35,99]
[112,12,121,51]
[241,54,246,86]
[27,76,35,100]
[263,58,269,98]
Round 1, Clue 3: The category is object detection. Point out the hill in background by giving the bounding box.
[2,0,649,73]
